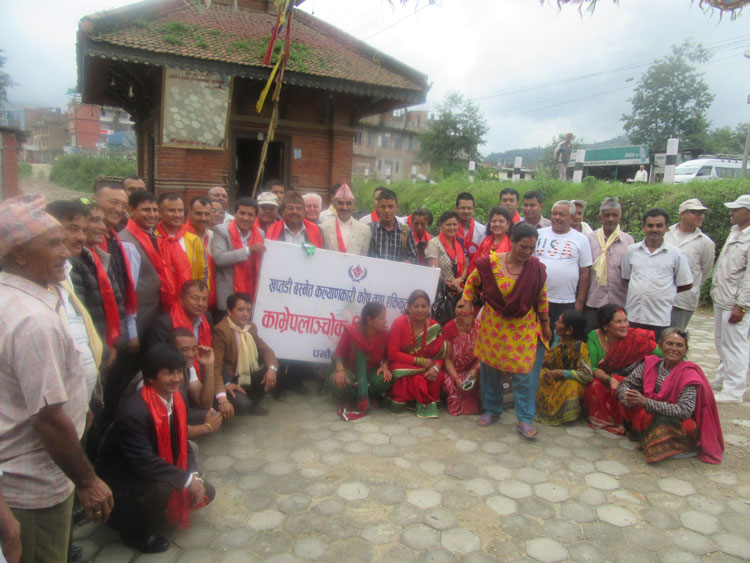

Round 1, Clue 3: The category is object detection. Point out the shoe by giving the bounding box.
[122,533,170,554]
[477,413,499,427]
[713,392,742,404]
[671,450,698,460]
[416,402,439,418]
[381,398,406,414]
[710,380,723,391]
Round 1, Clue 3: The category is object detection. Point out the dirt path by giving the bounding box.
[20,163,86,201]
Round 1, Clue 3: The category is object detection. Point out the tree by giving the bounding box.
[705,124,747,155]
[621,40,715,152]
[0,50,13,103]
[418,91,488,173]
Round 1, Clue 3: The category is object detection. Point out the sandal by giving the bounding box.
[477,413,499,427]
[515,422,538,439]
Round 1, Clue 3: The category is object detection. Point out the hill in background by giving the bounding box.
[485,134,632,165]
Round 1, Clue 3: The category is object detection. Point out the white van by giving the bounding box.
[674,156,743,183]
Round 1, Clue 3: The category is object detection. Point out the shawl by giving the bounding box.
[468,235,511,275]
[264,219,322,248]
[334,321,388,372]
[124,219,177,309]
[641,356,724,464]
[139,385,197,529]
[592,226,622,286]
[185,223,215,308]
[597,328,656,374]
[226,317,260,386]
[155,222,193,299]
[388,315,446,379]
[457,219,479,256]
[227,220,263,299]
[476,254,546,318]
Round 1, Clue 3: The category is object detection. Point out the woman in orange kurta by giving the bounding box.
[463,223,552,438]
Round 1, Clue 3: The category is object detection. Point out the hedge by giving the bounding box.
[49,155,136,193]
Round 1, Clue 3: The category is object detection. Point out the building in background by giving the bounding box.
[26,108,68,163]
[353,108,431,183]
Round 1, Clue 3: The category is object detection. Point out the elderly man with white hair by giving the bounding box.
[535,200,593,326]
[208,186,234,224]
[584,197,635,331]
[302,192,323,224]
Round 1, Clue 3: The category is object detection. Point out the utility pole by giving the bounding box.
[742,94,750,177]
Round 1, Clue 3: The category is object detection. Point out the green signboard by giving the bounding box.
[570,145,649,166]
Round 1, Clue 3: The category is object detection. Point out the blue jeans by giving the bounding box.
[480,339,545,424]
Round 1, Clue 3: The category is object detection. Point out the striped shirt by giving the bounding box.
[618,359,697,420]
[0,272,87,509]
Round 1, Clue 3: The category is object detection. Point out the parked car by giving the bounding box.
[674,157,743,183]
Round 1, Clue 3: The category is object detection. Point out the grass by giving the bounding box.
[49,155,136,193]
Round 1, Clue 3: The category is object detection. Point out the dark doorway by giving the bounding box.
[235,137,285,197]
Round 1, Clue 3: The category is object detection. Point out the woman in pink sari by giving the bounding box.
[440,298,481,415]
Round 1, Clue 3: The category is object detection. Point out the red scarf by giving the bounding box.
[511,211,521,224]
[639,356,724,464]
[140,385,203,529]
[156,222,193,298]
[228,220,263,299]
[170,301,211,377]
[97,228,137,316]
[438,232,466,278]
[87,246,120,347]
[335,220,347,253]
[468,235,511,276]
[457,219,478,256]
[265,219,322,248]
[185,223,215,308]
[370,210,379,223]
[598,328,656,374]
[124,219,178,310]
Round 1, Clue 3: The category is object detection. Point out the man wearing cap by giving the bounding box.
[665,199,715,330]
[0,195,114,562]
[711,195,750,404]
[571,200,593,234]
[584,197,635,331]
[320,183,371,255]
[256,192,281,235]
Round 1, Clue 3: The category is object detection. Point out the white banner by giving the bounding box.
[252,241,440,364]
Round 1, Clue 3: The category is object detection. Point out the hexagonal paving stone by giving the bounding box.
[707,471,738,486]
[203,454,234,471]
[313,498,345,515]
[533,483,570,503]
[499,479,533,500]
[424,507,459,531]
[567,459,596,475]
[328,538,373,562]
[445,463,478,480]
[420,460,446,476]
[411,426,435,438]
[336,482,370,501]
[277,494,311,514]
[594,460,629,476]
[686,495,726,515]
[481,441,508,454]
[596,505,637,527]
[303,481,335,498]
[542,519,583,544]
[484,464,513,481]
[247,510,285,531]
[463,478,496,497]
[362,432,389,445]
[381,423,409,436]
[361,522,400,545]
[418,549,458,563]
[407,489,443,509]
[712,532,750,560]
[679,510,720,535]
[567,543,609,562]
[401,524,441,550]
[560,501,596,523]
[525,537,568,562]
[543,446,572,459]
[441,528,481,554]
[394,457,412,469]
[657,478,696,497]
[670,529,715,555]
[584,472,620,491]
[486,495,518,516]
[455,439,478,453]
[391,434,418,447]
[389,504,423,526]
[292,536,329,560]
[372,484,406,505]
[517,467,548,485]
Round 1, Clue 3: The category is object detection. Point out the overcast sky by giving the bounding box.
[2,0,749,152]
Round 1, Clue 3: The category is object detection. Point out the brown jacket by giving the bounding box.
[211,316,278,386]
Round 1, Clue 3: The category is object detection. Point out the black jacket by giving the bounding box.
[144,310,213,353]
[70,250,107,343]
[97,390,197,494]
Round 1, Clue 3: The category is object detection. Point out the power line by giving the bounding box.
[365,3,432,40]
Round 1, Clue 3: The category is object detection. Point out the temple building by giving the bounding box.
[77,0,429,200]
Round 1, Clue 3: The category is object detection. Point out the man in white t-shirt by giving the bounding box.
[535,200,593,325]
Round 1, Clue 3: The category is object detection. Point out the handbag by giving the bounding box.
[431,278,459,326]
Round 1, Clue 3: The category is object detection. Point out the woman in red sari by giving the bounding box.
[330,302,393,421]
[618,328,724,464]
[387,290,447,418]
[440,298,481,415]
[467,206,512,277]
[583,304,660,435]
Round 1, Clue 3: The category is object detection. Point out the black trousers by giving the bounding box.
[109,477,215,540]
[217,368,267,416]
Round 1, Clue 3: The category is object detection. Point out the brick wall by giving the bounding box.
[1,130,20,199]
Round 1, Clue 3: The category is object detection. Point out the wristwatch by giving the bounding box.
[270,365,279,372]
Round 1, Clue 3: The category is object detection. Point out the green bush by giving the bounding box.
[18,162,31,178]
[49,155,136,193]
[353,174,750,306]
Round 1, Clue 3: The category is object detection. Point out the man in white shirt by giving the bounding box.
[320,183,371,255]
[711,195,750,403]
[622,208,693,341]
[455,191,485,262]
[633,165,649,183]
[535,200,593,325]
[571,200,593,234]
[664,198,715,330]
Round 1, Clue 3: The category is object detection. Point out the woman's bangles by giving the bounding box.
[414,356,427,367]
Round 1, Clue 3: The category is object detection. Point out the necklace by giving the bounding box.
[503,254,523,276]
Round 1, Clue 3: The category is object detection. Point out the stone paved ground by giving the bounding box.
[72,311,750,562]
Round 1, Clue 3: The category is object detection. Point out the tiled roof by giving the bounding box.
[80,1,428,93]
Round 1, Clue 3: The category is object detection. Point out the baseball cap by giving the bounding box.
[257,192,280,207]
[679,198,709,213]
[724,195,750,210]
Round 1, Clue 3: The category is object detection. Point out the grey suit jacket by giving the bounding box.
[210,222,259,311]
[118,228,162,338]
[319,218,371,256]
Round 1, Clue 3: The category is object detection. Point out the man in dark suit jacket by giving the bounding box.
[144,280,212,352]
[97,345,215,553]
[212,292,279,420]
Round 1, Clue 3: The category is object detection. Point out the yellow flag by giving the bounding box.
[256,56,282,113]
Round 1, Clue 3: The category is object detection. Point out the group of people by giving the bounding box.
[0,172,746,562]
